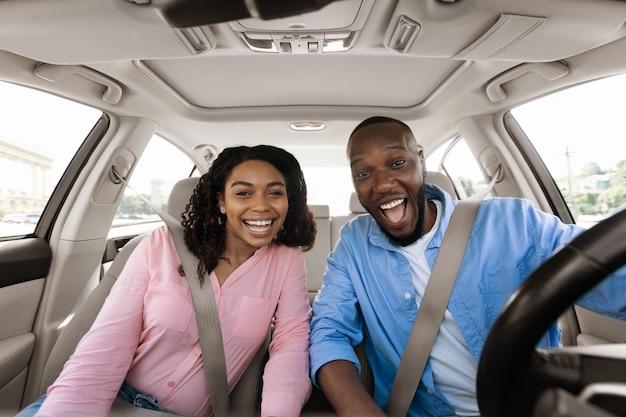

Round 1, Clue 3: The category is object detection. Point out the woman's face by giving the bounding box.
[218,159,289,252]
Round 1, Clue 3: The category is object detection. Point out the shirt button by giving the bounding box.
[427,389,433,395]
[404,292,411,299]
[193,350,200,357]
[168,381,175,388]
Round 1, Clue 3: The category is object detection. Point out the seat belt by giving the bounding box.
[162,215,231,417]
[386,167,501,417]
[113,171,268,417]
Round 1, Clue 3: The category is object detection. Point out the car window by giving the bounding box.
[511,73,626,228]
[0,81,101,238]
[427,136,488,199]
[303,166,353,215]
[110,135,198,236]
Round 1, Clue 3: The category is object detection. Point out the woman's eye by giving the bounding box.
[268,189,285,196]
[235,190,251,196]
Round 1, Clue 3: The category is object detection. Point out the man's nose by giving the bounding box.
[372,170,395,194]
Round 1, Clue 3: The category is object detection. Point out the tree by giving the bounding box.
[575,192,598,215]
[580,161,604,177]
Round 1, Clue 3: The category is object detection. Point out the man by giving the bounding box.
[309,116,626,416]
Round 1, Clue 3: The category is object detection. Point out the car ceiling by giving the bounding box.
[1,0,625,169]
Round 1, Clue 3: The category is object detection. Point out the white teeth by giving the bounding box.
[380,199,404,210]
[245,220,272,226]
[244,220,273,232]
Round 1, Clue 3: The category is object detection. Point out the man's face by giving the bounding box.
[348,122,427,246]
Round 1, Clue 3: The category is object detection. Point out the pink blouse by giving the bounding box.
[37,226,312,417]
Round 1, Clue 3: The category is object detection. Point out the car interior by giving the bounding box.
[1,0,626,416]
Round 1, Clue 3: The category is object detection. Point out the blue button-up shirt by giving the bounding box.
[309,184,626,416]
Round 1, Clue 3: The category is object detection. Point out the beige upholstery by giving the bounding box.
[426,171,458,199]
[166,177,199,219]
[305,205,331,304]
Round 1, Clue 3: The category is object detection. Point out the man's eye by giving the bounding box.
[354,171,370,180]
[391,159,406,168]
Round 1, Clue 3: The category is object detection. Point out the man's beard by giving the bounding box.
[377,183,426,247]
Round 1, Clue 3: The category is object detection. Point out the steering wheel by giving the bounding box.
[476,208,626,417]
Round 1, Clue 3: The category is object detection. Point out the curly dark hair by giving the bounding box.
[180,145,317,284]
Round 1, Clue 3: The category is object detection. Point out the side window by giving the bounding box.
[110,135,197,234]
[427,136,488,199]
[511,73,626,228]
[0,81,101,238]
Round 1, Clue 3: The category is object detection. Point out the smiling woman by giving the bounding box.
[19,145,317,417]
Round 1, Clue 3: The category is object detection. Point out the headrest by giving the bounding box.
[167,177,200,218]
[309,204,330,218]
[349,193,366,213]
[425,171,457,199]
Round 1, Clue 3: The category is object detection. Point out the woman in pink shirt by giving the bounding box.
[19,145,317,417]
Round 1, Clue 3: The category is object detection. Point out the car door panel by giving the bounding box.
[0,238,52,289]
[0,277,46,412]
[575,305,626,345]
[0,238,50,411]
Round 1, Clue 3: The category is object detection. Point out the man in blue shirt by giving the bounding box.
[308,116,626,416]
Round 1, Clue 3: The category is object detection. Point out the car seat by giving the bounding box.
[38,177,201,397]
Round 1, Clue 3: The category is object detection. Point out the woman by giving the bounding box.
[21,145,317,417]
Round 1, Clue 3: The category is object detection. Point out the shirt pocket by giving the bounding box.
[144,280,193,332]
[232,296,275,339]
[478,265,526,322]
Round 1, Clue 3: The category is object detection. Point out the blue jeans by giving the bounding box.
[15,381,171,416]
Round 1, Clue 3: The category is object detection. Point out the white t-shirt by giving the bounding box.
[400,200,479,416]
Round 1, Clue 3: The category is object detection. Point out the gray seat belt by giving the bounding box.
[162,215,231,417]
[386,167,501,417]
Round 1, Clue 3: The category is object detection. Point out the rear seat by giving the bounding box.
[304,205,331,304]
[330,192,366,250]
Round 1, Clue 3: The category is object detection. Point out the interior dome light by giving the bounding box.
[289,121,326,131]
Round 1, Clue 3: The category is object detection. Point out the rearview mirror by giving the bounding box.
[151,0,341,27]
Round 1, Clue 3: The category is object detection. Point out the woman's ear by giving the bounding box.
[217,192,226,214]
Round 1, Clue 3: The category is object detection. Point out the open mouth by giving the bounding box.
[380,198,407,224]
[243,219,273,233]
